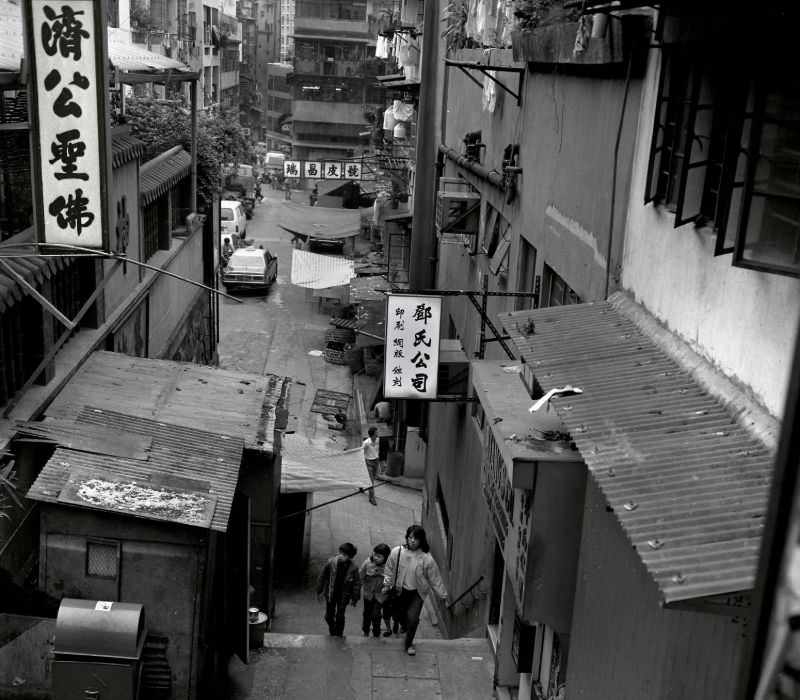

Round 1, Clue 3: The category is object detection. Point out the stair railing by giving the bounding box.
[446,575,485,612]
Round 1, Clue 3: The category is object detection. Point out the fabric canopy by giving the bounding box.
[276,202,361,240]
[280,434,372,492]
[291,250,355,289]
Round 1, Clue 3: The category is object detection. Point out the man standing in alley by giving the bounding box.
[362,427,379,506]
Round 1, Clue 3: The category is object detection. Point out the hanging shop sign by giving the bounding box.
[304,160,321,178]
[284,160,302,178]
[383,294,441,400]
[24,0,111,249]
[284,159,364,181]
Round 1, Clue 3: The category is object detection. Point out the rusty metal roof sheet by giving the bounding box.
[498,295,774,604]
[44,351,288,453]
[26,406,244,531]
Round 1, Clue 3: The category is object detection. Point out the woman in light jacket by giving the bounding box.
[383,525,448,656]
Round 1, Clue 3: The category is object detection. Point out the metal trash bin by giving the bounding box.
[52,599,146,700]
[248,607,268,649]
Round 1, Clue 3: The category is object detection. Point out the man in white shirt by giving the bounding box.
[362,427,379,506]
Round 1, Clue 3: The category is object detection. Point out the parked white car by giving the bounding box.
[222,247,278,292]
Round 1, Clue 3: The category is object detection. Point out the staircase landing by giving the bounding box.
[227,633,496,700]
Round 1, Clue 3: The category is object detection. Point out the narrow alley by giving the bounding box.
[217,191,495,699]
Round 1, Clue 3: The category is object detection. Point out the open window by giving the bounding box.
[645,43,799,277]
[733,75,800,276]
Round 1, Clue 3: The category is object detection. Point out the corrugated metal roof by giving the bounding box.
[498,294,775,605]
[140,148,191,205]
[106,37,191,73]
[26,406,244,531]
[45,351,287,452]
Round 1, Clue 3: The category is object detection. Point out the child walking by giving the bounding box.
[359,543,391,637]
[317,542,361,636]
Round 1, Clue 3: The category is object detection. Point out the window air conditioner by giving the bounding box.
[436,190,481,253]
[435,190,480,235]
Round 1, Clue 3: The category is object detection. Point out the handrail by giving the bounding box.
[446,575,484,611]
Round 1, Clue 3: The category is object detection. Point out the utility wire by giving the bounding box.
[0,241,243,303]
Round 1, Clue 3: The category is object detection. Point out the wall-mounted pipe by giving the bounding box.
[438,144,507,190]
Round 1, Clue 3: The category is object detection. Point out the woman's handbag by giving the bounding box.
[384,545,401,615]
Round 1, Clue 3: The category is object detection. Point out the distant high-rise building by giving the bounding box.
[287,0,391,162]
[280,0,295,62]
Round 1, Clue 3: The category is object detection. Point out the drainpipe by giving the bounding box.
[191,79,199,214]
[438,145,507,190]
[409,0,442,290]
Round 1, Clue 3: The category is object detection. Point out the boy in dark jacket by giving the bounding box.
[317,542,360,636]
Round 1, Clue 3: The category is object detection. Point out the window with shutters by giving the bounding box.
[645,45,799,277]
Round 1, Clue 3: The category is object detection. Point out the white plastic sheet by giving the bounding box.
[281,434,372,492]
[290,250,355,289]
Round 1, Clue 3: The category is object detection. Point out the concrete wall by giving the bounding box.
[442,48,643,307]
[566,480,745,699]
[423,402,495,638]
[104,158,142,313]
[523,461,585,634]
[621,43,800,418]
[164,290,215,364]
[148,228,205,358]
[0,616,55,690]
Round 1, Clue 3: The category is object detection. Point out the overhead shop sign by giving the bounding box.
[284,160,362,180]
[24,0,111,249]
[383,294,441,400]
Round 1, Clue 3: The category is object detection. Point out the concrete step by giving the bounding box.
[264,631,492,651]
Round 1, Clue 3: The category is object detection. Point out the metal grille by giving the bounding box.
[87,540,119,578]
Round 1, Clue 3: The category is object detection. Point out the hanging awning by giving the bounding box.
[0,8,195,81]
[276,201,362,240]
[290,249,355,289]
[497,292,775,606]
[280,433,372,492]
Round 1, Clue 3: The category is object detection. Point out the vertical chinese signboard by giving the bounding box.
[23,0,111,249]
[383,294,441,399]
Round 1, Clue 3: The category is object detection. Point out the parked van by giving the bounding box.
[220,199,247,244]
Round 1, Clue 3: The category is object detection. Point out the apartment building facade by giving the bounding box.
[388,1,800,699]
